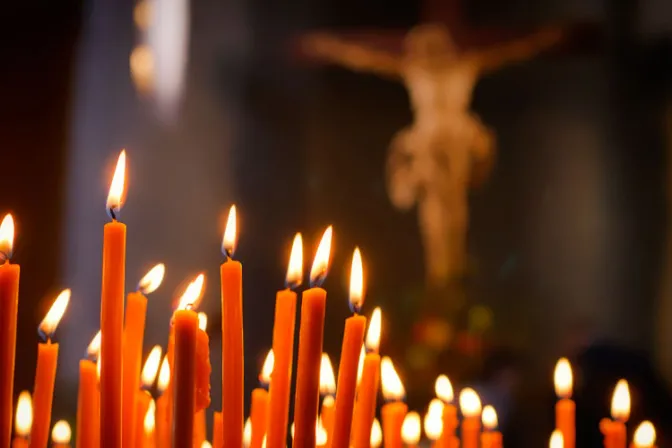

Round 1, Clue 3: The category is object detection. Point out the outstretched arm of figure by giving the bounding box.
[301,33,402,79]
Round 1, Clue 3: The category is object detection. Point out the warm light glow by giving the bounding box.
[14,391,32,437]
[482,405,498,430]
[51,420,71,444]
[176,273,205,310]
[633,421,656,448]
[157,355,170,393]
[260,349,274,385]
[554,358,573,399]
[96,354,101,381]
[261,436,266,448]
[243,417,252,448]
[286,233,303,288]
[290,422,295,440]
[0,214,15,260]
[130,45,155,94]
[427,398,444,417]
[402,411,421,445]
[611,379,631,422]
[106,150,127,214]
[459,388,482,418]
[319,353,336,396]
[435,374,454,403]
[86,330,101,359]
[316,416,328,446]
[198,312,208,331]
[134,1,153,29]
[144,399,156,434]
[39,289,70,339]
[366,307,382,352]
[549,430,564,448]
[322,394,335,410]
[370,418,382,448]
[423,410,443,441]
[201,442,212,448]
[222,205,237,257]
[349,247,364,312]
[141,345,163,388]
[356,345,365,386]
[138,263,165,295]
[381,356,405,401]
[310,226,333,286]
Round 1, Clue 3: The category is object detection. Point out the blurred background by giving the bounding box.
[2,0,672,445]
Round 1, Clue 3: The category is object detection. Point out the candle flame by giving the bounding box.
[611,379,630,422]
[370,418,382,448]
[316,415,328,446]
[365,307,382,352]
[260,349,274,385]
[424,409,443,441]
[0,214,15,260]
[633,421,656,448]
[198,312,208,331]
[435,374,454,403]
[427,398,444,418]
[243,417,252,448]
[39,289,70,340]
[144,399,156,434]
[380,356,405,402]
[261,436,266,448]
[141,345,163,388]
[177,273,205,310]
[157,355,171,393]
[290,422,295,440]
[349,247,364,312]
[322,394,335,409]
[482,405,498,430]
[286,233,303,289]
[319,353,336,396]
[201,442,212,448]
[106,150,127,218]
[221,205,237,258]
[96,354,101,381]
[459,388,482,418]
[554,358,573,399]
[549,430,564,448]
[402,411,421,445]
[138,263,165,295]
[51,420,71,444]
[310,226,333,287]
[15,391,32,437]
[86,330,101,359]
[356,345,365,386]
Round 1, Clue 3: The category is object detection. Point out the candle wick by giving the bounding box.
[0,250,10,263]
[107,207,118,221]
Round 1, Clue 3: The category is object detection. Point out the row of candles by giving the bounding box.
[0,149,661,447]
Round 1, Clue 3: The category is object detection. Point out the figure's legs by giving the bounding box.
[418,192,452,288]
[444,191,468,280]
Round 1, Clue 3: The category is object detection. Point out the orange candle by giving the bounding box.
[266,234,301,448]
[122,264,165,448]
[632,421,656,448]
[459,388,482,448]
[31,289,69,448]
[51,420,72,448]
[351,308,382,448]
[0,214,19,448]
[155,356,170,448]
[194,409,206,447]
[380,357,407,448]
[77,332,101,447]
[294,226,332,448]
[101,150,127,448]
[142,399,156,448]
[481,405,502,448]
[554,358,575,448]
[601,380,630,448]
[401,412,421,448]
[134,346,162,448]
[11,391,31,448]
[435,375,458,447]
[331,248,367,448]
[220,205,244,448]
[250,350,273,448]
[213,412,223,448]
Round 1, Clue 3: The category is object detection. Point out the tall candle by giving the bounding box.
[351,308,382,448]
[31,289,70,448]
[134,346,162,448]
[122,264,165,448]
[380,357,407,448]
[401,412,421,448]
[266,234,301,448]
[459,388,482,448]
[331,248,367,448]
[481,405,502,448]
[554,358,575,448]
[213,411,223,448]
[11,391,31,448]
[155,356,170,448]
[601,380,630,448]
[294,226,332,448]
[250,350,273,448]
[51,420,71,448]
[435,374,457,447]
[319,353,336,443]
[220,205,244,448]
[632,421,656,448]
[101,150,127,448]
[0,214,19,448]
[77,332,101,448]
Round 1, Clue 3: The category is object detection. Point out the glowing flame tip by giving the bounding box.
[177,273,205,310]
[260,349,274,385]
[366,307,382,352]
[349,247,364,312]
[86,330,102,359]
[319,353,336,396]
[381,356,405,402]
[106,150,127,218]
[51,420,71,444]
[549,430,564,448]
[435,374,454,403]
[285,233,303,289]
[633,421,656,448]
[402,412,421,445]
[222,205,238,258]
[482,405,498,430]
[39,289,70,340]
[310,226,333,287]
[138,263,165,294]
[15,391,32,437]
[370,418,382,448]
[0,214,15,260]
[141,345,163,388]
[611,379,631,422]
[459,388,482,418]
[157,356,171,393]
[554,358,573,398]
[423,409,443,441]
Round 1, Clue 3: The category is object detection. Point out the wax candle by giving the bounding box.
[77,332,101,448]
[600,380,630,448]
[0,214,19,448]
[319,353,336,443]
[155,356,170,448]
[435,374,457,447]
[370,418,382,448]
[423,404,444,448]
[351,308,382,448]
[213,411,223,448]
[401,412,421,448]
[294,226,332,448]
[122,263,165,448]
[250,350,273,448]
[11,391,31,448]
[554,358,575,448]
[101,150,127,448]
[481,405,502,448]
[380,357,407,448]
[633,421,656,448]
[459,388,482,448]
[31,289,70,448]
[331,248,367,448]
[266,233,302,448]
[134,346,162,448]
[550,430,564,448]
[143,399,156,448]
[51,420,71,448]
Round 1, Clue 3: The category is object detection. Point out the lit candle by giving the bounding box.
[351,308,382,448]
[550,429,564,448]
[0,214,19,448]
[370,418,382,448]
[51,420,71,448]
[243,417,252,448]
[194,311,212,446]
[481,405,502,448]
[380,357,407,448]
[435,374,457,447]
[319,353,336,443]
[172,274,205,447]
[423,402,444,448]
[316,416,329,448]
[331,248,367,448]
[632,421,656,448]
[122,263,165,448]
[266,234,302,448]
[600,380,630,448]
[31,289,69,448]
[401,412,421,448]
[213,411,223,448]
[250,349,273,448]
[134,346,162,448]
[143,399,156,448]
[294,226,332,448]
[11,391,31,448]
[459,388,482,448]
[154,356,170,448]
[202,442,213,448]
[220,205,244,448]
[77,331,101,447]
[554,358,575,448]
